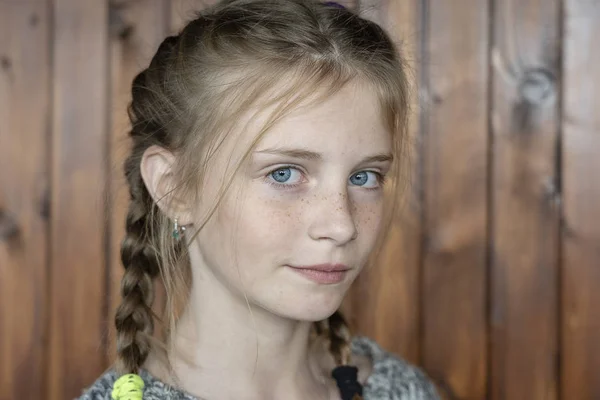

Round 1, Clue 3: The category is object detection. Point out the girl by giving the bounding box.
[79,0,439,399]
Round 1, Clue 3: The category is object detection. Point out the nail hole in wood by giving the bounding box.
[30,13,39,27]
[1,56,11,71]
[0,210,19,241]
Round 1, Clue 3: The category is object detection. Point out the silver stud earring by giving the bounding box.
[172,217,186,241]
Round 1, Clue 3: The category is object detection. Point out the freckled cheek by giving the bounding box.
[239,195,305,239]
[354,200,384,235]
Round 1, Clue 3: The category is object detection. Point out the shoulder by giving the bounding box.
[351,336,440,400]
[76,368,195,400]
[75,370,118,400]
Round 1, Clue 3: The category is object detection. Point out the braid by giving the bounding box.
[115,190,159,374]
[115,34,181,375]
[325,310,353,365]
[314,311,364,400]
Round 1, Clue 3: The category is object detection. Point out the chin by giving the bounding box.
[280,292,346,322]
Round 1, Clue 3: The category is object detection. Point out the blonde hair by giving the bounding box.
[115,0,410,393]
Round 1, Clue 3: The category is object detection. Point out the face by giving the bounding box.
[189,81,392,322]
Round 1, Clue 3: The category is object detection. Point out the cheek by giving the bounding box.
[219,190,305,264]
[353,198,384,238]
[242,198,298,233]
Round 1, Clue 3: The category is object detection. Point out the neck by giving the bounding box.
[148,262,336,400]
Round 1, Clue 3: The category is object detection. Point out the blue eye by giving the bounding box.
[271,168,292,183]
[267,167,304,188]
[349,171,382,188]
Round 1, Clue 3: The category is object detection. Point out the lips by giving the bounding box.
[287,263,350,284]
[288,263,350,272]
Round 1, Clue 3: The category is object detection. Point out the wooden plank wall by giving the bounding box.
[561,1,600,399]
[489,0,560,399]
[1,1,598,399]
[49,1,109,399]
[422,2,489,398]
[0,2,50,399]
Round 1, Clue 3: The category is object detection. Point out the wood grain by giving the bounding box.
[0,2,50,399]
[48,1,109,398]
[107,0,170,364]
[561,0,600,398]
[422,1,490,398]
[489,0,561,399]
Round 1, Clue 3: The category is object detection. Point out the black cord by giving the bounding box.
[332,365,363,400]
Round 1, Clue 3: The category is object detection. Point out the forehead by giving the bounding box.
[199,81,393,194]
[233,81,390,159]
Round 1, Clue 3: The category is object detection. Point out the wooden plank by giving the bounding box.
[169,0,361,33]
[107,0,170,364]
[422,1,489,398]
[170,0,217,33]
[0,2,50,399]
[48,1,109,399]
[489,0,561,399]
[346,0,423,365]
[561,0,600,398]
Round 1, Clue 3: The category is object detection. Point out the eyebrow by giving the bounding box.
[254,147,394,164]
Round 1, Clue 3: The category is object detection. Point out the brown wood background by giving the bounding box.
[1,0,598,399]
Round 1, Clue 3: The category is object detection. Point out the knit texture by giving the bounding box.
[77,336,440,400]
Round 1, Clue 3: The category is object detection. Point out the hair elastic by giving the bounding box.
[324,1,347,9]
[332,365,363,400]
[111,374,144,400]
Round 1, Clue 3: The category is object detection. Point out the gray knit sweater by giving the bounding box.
[77,336,439,400]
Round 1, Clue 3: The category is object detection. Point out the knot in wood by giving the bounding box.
[1,55,11,71]
[0,209,19,241]
[519,68,555,105]
[109,6,134,40]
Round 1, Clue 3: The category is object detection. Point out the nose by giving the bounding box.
[307,189,358,245]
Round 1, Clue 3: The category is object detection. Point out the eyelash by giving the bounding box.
[264,165,386,191]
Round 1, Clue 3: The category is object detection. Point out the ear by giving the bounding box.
[140,145,193,225]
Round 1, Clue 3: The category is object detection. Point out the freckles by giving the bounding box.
[355,202,383,229]
[260,198,303,227]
